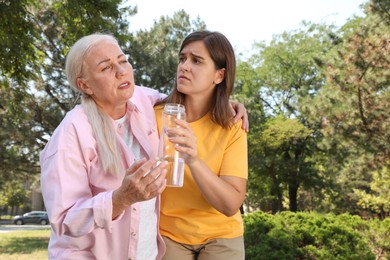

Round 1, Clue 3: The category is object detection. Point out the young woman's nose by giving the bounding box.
[180,59,190,72]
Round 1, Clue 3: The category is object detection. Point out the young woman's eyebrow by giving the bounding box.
[180,52,205,61]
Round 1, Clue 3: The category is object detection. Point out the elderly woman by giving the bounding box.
[40,33,168,260]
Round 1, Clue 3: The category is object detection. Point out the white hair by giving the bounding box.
[65,33,123,176]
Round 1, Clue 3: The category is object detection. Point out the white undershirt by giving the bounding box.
[116,115,158,259]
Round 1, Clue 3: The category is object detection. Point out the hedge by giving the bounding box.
[243,211,389,259]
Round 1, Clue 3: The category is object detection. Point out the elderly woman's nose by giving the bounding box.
[116,64,126,77]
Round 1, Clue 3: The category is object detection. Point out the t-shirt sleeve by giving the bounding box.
[220,120,248,179]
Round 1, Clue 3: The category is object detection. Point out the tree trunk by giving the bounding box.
[289,184,299,212]
[271,182,283,213]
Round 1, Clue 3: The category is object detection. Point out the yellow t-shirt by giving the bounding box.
[155,106,248,244]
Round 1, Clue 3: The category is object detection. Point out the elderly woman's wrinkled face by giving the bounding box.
[76,39,135,118]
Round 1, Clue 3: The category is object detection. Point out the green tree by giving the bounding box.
[0,0,135,197]
[258,116,316,212]
[354,165,390,219]
[242,22,336,212]
[126,10,206,93]
[0,1,208,209]
[0,181,29,216]
[235,61,269,211]
[307,0,390,213]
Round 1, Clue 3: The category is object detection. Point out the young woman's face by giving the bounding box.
[77,39,135,116]
[176,40,224,99]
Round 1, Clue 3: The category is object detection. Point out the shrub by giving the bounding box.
[243,211,379,259]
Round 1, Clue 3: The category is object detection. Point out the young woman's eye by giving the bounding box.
[193,58,201,64]
[179,57,185,63]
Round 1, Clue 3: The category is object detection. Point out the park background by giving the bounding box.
[0,0,389,259]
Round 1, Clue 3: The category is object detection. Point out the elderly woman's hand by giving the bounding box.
[229,101,249,132]
[112,158,167,218]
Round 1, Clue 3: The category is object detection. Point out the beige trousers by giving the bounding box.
[162,235,245,260]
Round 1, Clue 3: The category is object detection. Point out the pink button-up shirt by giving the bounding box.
[40,86,166,260]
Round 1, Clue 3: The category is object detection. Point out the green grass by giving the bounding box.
[0,229,50,260]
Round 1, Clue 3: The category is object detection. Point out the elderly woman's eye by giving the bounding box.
[102,65,111,71]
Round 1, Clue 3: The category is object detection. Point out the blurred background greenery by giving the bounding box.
[0,0,389,258]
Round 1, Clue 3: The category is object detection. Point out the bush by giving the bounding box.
[243,211,387,259]
[367,217,390,259]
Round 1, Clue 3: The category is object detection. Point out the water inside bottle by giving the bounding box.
[163,156,185,187]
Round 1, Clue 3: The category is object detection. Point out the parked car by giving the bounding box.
[13,211,49,225]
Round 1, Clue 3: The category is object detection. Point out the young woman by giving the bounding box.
[155,30,248,260]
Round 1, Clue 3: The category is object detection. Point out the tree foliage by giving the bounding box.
[241,22,336,213]
[0,181,29,214]
[235,61,269,211]
[0,0,388,219]
[0,1,207,207]
[354,165,390,219]
[305,1,390,214]
[0,0,135,194]
[240,0,389,216]
[126,10,206,93]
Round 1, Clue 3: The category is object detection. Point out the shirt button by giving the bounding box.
[131,232,136,237]
[132,207,136,211]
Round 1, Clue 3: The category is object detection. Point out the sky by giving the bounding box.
[127,0,367,57]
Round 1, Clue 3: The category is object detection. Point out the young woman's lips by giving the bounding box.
[178,75,189,81]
